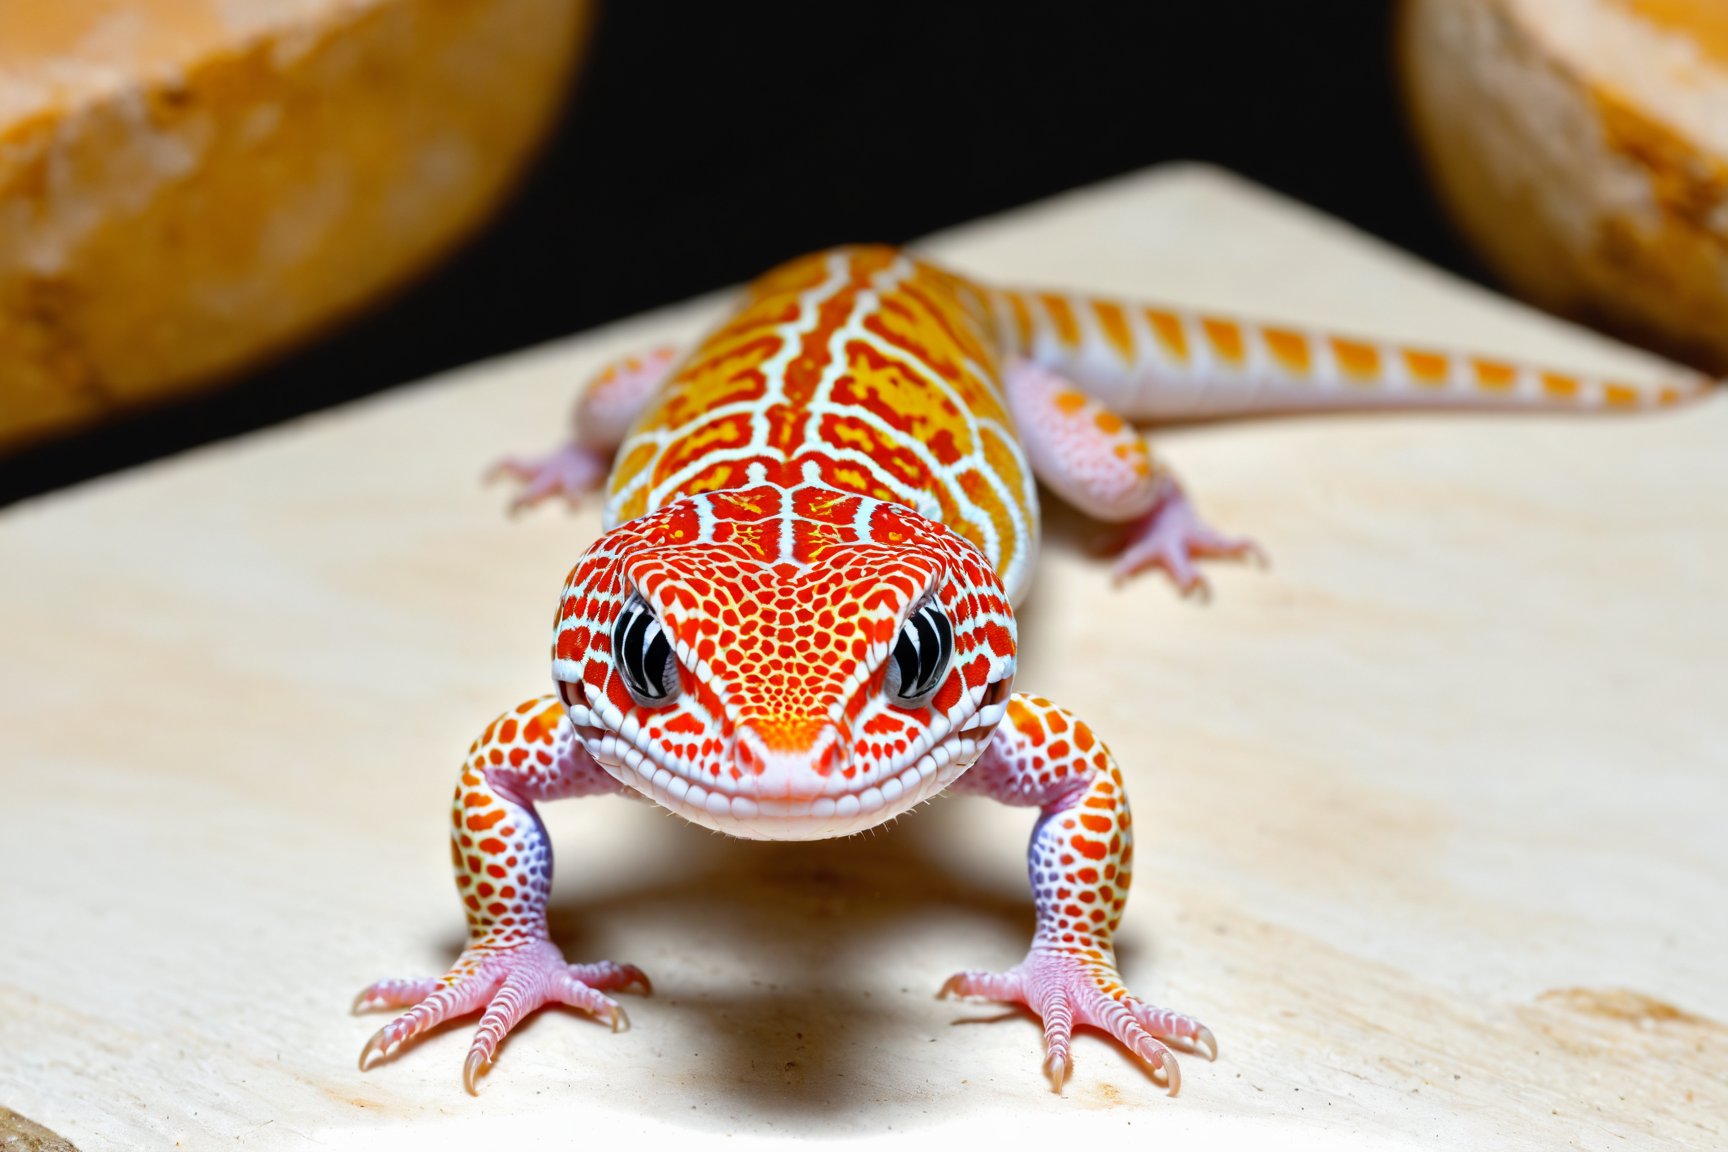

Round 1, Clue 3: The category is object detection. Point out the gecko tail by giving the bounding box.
[983,287,1715,422]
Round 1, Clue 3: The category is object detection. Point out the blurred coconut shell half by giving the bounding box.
[0,0,594,450]
[1400,0,1728,374]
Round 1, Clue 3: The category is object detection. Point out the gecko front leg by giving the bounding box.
[355,695,648,1092]
[945,693,1214,1093]
[489,344,680,511]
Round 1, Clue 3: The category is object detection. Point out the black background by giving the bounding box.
[0,1,1484,506]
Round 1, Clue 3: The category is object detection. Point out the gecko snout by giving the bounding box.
[730,721,850,796]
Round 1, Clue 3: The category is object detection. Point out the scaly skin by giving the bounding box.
[358,246,1709,1095]
[945,694,1214,1092]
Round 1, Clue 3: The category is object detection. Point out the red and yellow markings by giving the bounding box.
[609,248,1039,587]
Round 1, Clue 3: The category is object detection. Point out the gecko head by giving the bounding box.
[550,484,1016,840]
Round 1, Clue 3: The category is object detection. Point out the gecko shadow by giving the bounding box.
[424,793,1159,1132]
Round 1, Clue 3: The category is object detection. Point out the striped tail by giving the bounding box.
[985,287,1714,421]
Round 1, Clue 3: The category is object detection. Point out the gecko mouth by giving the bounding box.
[574,674,1012,839]
[586,716,999,840]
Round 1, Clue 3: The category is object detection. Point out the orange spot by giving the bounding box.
[1201,318,1245,366]
[1092,410,1125,436]
[1403,348,1450,386]
[1008,293,1034,350]
[523,703,564,745]
[466,809,507,832]
[1330,338,1381,381]
[1079,813,1112,834]
[1075,837,1108,861]
[1053,390,1088,415]
[1094,300,1135,361]
[1039,294,1080,346]
[1262,327,1311,376]
[1604,383,1642,407]
[1145,309,1189,363]
[1472,359,1518,392]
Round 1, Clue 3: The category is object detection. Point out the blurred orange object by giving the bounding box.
[0,0,593,450]
[1400,0,1728,374]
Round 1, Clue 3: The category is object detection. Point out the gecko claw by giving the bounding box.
[358,1027,391,1072]
[1195,1025,1218,1062]
[463,1048,488,1095]
[1043,1051,1070,1093]
[356,941,651,1089]
[1159,1051,1181,1096]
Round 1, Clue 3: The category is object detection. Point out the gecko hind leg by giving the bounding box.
[1105,481,1266,599]
[1003,358,1263,599]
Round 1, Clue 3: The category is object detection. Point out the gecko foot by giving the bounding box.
[486,443,611,514]
[1106,483,1264,599]
[355,938,650,1093]
[941,946,1213,1095]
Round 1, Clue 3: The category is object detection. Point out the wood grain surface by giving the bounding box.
[2,166,1723,1150]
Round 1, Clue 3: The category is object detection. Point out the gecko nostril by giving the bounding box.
[811,735,835,778]
[733,730,765,776]
[730,722,849,785]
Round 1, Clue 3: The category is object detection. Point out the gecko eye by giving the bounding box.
[613,596,679,706]
[886,601,953,707]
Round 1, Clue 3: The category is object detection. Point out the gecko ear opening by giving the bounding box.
[613,595,680,707]
[884,600,954,708]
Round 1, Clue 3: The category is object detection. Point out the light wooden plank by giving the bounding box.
[2,164,1724,1150]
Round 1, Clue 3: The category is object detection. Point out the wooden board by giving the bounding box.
[2,166,1724,1150]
